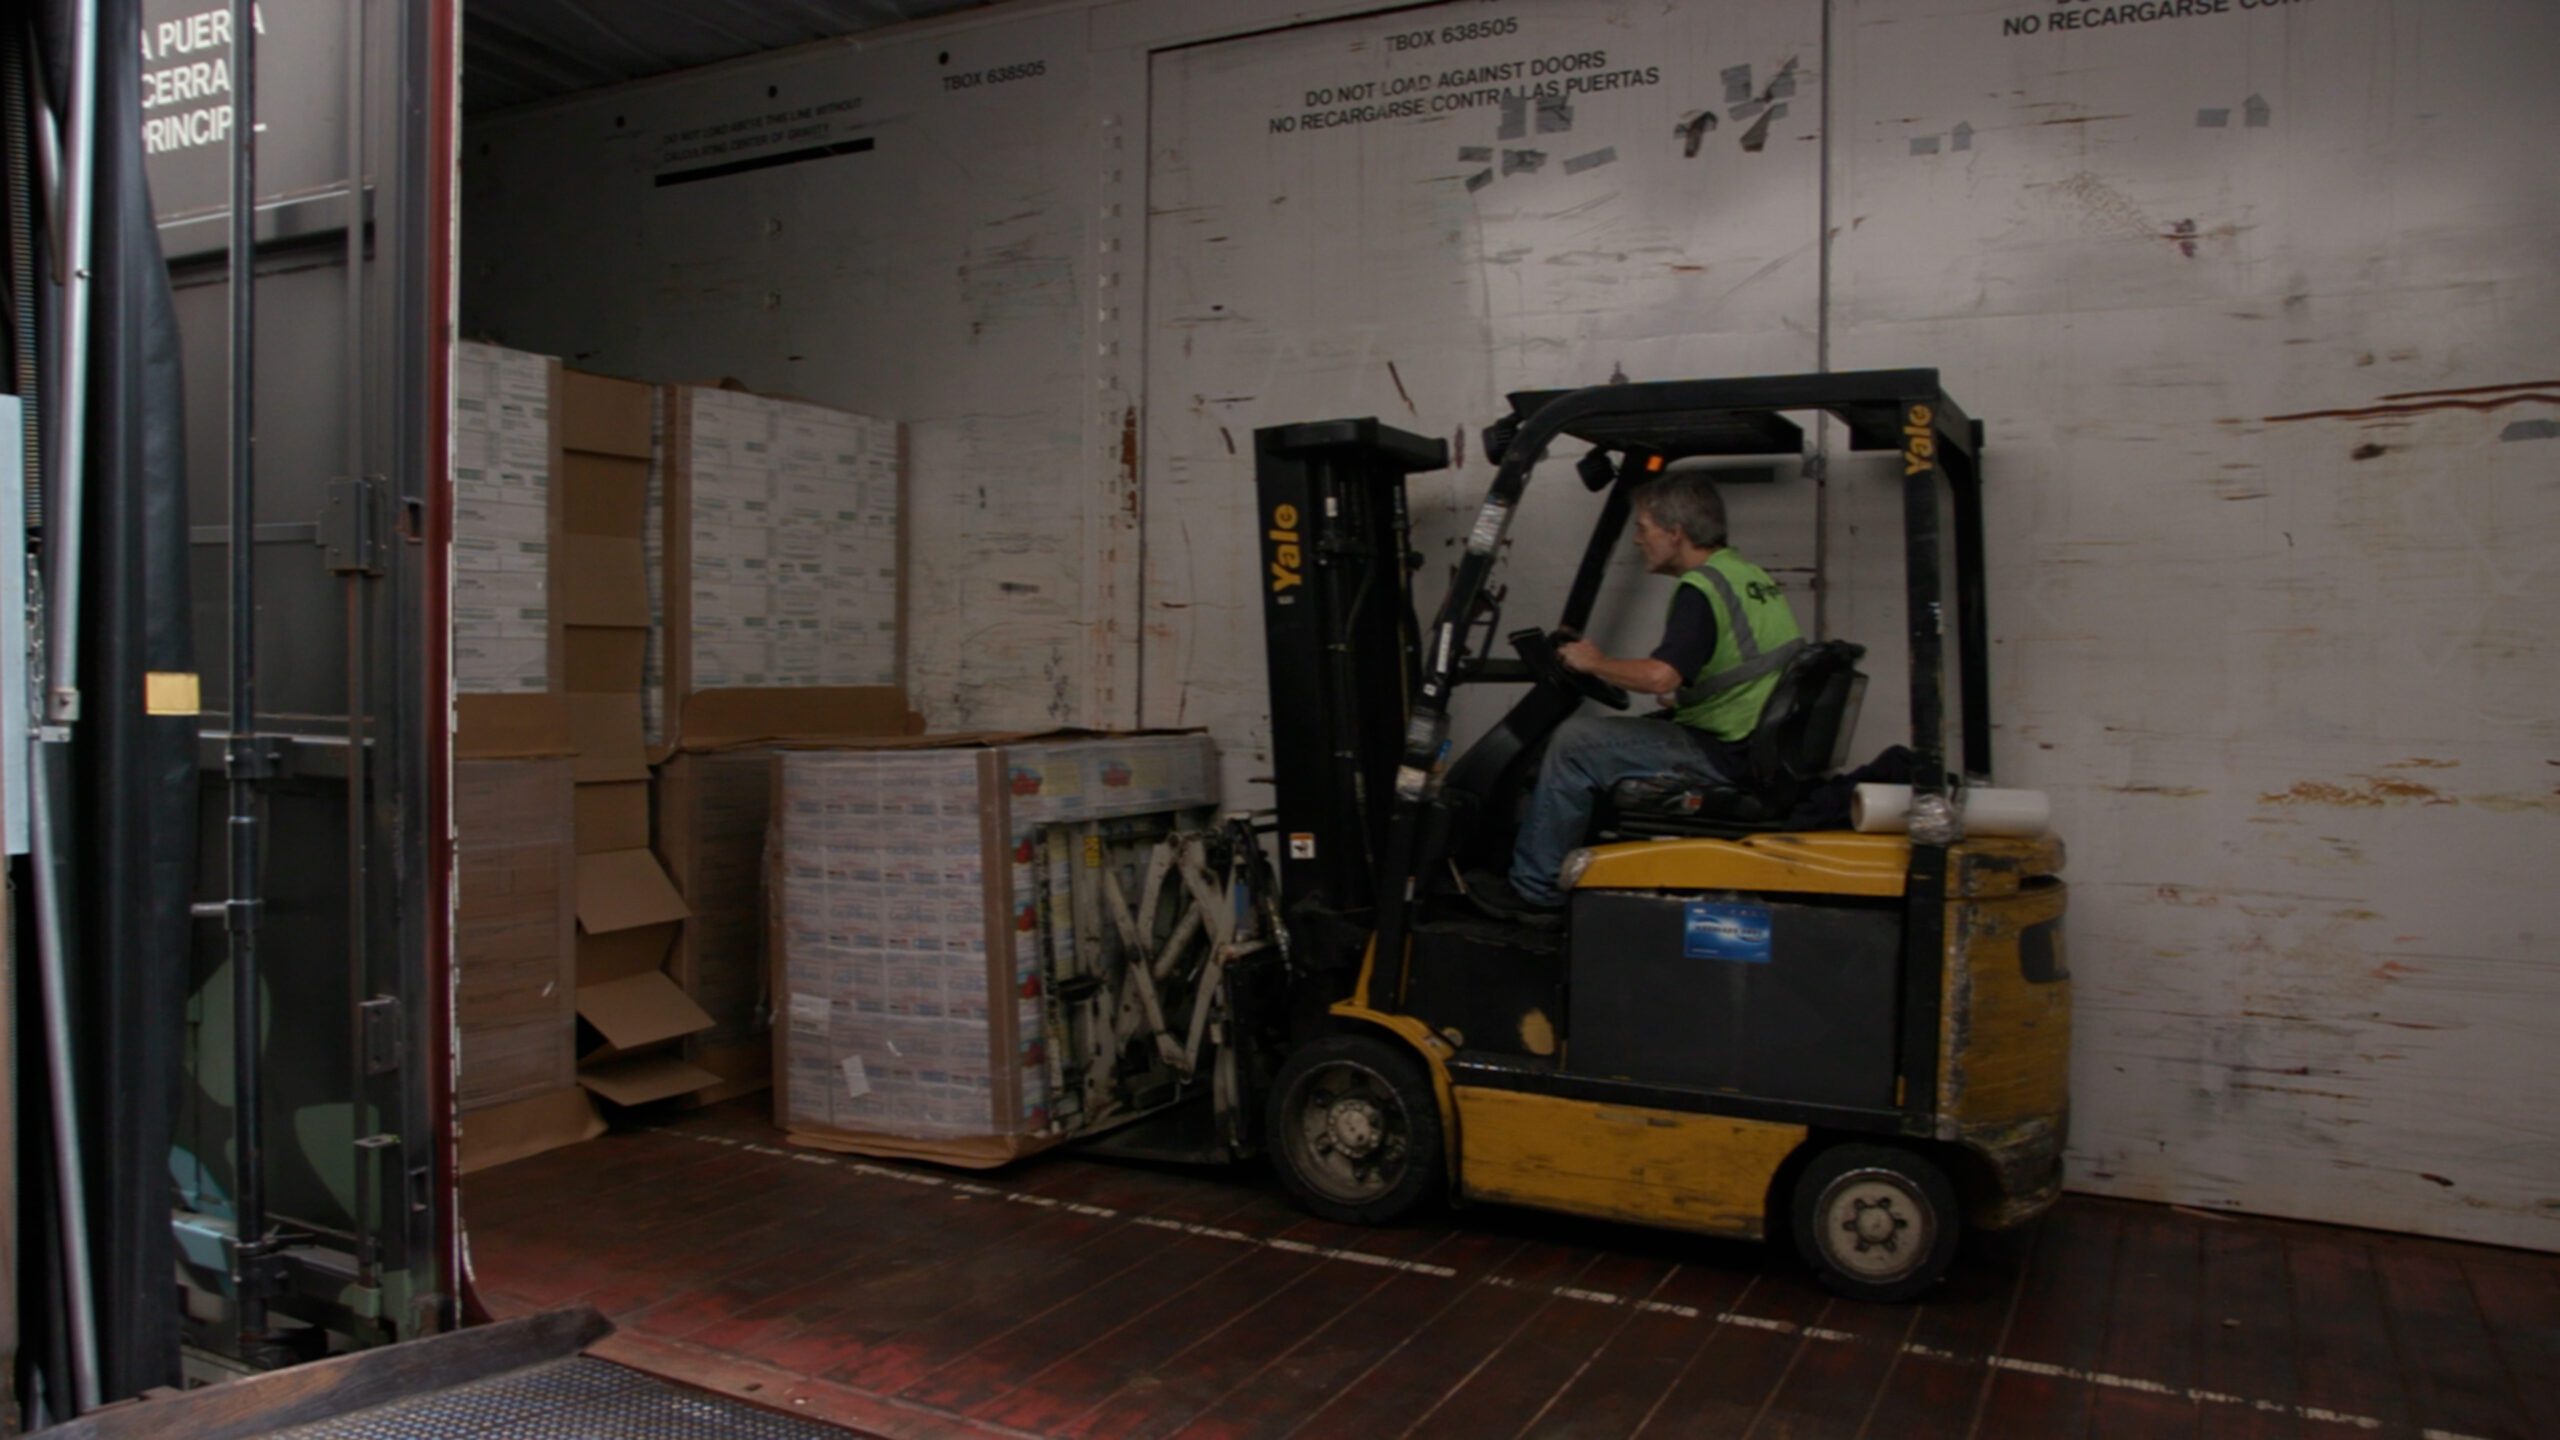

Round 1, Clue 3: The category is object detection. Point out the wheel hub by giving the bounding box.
[1847,1195,1906,1251]
[1325,1097,1385,1158]
[1820,1173,1933,1282]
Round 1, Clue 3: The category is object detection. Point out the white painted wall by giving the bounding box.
[461,0,2560,1249]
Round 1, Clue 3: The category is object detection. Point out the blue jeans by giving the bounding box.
[1508,713,1735,905]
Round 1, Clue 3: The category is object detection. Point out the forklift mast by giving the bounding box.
[1250,420,1448,950]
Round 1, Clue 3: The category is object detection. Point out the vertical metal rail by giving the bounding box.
[30,0,104,1412]
[1809,0,1837,642]
[224,0,272,1346]
[44,0,96,720]
[340,0,380,1290]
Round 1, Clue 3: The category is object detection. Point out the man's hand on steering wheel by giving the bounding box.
[1528,628,1631,710]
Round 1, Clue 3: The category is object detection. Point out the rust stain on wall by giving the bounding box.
[2258,777,2456,808]
[2262,392,2560,424]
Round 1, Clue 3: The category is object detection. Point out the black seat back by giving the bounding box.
[1744,639,1868,787]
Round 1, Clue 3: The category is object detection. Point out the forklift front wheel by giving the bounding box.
[1792,1143,1961,1303]
[1268,1034,1444,1225]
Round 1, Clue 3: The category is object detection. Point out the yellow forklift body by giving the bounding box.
[1453,1089,1806,1238]
[1570,831,2064,899]
[1331,831,2069,1237]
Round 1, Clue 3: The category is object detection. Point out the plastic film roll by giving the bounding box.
[1850,784,2052,837]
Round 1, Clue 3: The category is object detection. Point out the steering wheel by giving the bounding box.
[1509,627,1630,711]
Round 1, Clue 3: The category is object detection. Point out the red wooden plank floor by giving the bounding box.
[465,1102,2560,1440]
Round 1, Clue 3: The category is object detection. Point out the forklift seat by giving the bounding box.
[1597,640,1869,838]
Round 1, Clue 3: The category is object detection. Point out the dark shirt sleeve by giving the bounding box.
[1648,583,1719,685]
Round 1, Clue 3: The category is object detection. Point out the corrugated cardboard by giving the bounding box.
[455,759,577,1111]
[770,733,1219,1167]
[558,370,655,458]
[681,688,922,751]
[575,782,652,855]
[565,693,649,783]
[650,384,907,753]
[576,971,715,1056]
[558,367,713,1108]
[576,849,689,933]
[575,923,677,987]
[458,1086,604,1174]
[563,628,647,694]
[561,453,650,537]
[556,535,648,627]
[656,749,780,1103]
[453,695,573,760]
[579,1052,724,1108]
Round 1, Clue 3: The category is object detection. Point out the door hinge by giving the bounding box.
[323,476,390,576]
[359,994,403,1075]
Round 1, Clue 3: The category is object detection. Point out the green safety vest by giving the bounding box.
[1669,551,1805,741]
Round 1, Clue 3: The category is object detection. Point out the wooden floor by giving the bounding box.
[466,1102,2560,1440]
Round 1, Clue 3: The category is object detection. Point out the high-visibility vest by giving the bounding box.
[1669,550,1805,741]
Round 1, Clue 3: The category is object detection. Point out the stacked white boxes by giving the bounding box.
[647,386,902,748]
[451,341,557,696]
[773,734,1218,1164]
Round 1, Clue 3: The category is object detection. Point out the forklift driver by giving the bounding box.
[1475,469,1805,923]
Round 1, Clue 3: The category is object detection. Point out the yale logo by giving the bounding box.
[1903,403,1936,476]
[1269,503,1304,593]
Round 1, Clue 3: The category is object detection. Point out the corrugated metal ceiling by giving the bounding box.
[463,0,998,112]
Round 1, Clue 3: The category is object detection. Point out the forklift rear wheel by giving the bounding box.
[1792,1143,1961,1303]
[1268,1033,1444,1224]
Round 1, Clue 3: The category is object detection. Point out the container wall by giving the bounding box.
[461,0,2560,1248]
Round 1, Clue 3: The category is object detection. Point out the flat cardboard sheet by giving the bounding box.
[455,695,574,760]
[565,693,649,782]
[559,370,654,458]
[575,922,676,987]
[563,627,647,694]
[556,536,648,627]
[575,781,652,855]
[458,1086,603,1174]
[561,453,650,536]
[575,971,714,1054]
[677,686,923,751]
[579,1052,722,1108]
[576,848,689,933]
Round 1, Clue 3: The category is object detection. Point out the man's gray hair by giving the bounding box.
[1636,470,1728,549]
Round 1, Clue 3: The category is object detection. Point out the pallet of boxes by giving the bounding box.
[769,731,1232,1167]
[452,352,920,1165]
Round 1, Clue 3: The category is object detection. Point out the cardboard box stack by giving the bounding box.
[452,341,568,752]
[453,759,576,1109]
[452,343,592,1170]
[558,371,715,1107]
[771,733,1219,1167]
[646,384,904,753]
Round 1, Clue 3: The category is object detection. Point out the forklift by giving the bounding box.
[1246,371,2069,1301]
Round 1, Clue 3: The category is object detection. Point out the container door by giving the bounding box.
[142,0,456,1362]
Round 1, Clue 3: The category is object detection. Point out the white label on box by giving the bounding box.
[789,992,831,1031]
[841,1054,870,1099]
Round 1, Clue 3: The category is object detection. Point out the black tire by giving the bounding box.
[1266,1032,1445,1225]
[1791,1143,1961,1303]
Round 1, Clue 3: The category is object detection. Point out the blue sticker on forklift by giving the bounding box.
[1684,902,1773,962]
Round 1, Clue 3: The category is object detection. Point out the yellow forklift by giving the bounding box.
[1246,371,2068,1301]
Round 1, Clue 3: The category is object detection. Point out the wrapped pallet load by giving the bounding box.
[771,733,1221,1166]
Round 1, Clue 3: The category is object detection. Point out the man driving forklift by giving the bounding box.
[1477,467,1804,923]
[1248,371,2070,1303]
